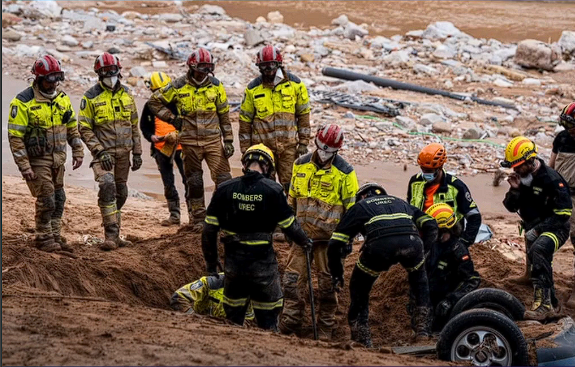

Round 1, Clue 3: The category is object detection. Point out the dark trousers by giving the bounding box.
[155,150,187,202]
[348,234,430,326]
[529,226,569,291]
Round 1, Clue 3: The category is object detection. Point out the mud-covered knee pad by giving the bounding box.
[98,173,116,203]
[186,172,204,199]
[53,188,66,218]
[37,194,56,213]
[116,183,128,210]
[215,173,232,187]
[282,272,300,298]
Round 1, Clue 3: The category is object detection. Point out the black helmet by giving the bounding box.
[356,182,387,201]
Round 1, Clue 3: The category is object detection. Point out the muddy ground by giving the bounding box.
[2,174,575,365]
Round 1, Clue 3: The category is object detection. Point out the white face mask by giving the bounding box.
[102,76,118,89]
[317,149,335,163]
[39,89,58,99]
[520,174,534,186]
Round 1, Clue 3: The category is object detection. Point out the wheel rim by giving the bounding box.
[450,326,512,366]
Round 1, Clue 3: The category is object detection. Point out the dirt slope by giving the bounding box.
[2,174,574,365]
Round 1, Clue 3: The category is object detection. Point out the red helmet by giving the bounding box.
[31,55,64,82]
[315,124,344,153]
[187,48,215,72]
[560,102,575,129]
[256,45,283,66]
[94,52,122,76]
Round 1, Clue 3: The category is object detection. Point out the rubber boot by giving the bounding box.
[161,200,181,226]
[115,211,132,247]
[100,223,119,251]
[412,306,432,342]
[524,286,556,321]
[349,319,372,347]
[51,218,73,253]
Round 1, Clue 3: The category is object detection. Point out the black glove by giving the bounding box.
[300,238,313,252]
[171,116,183,131]
[206,262,220,278]
[223,141,234,159]
[131,154,142,171]
[62,110,72,125]
[332,275,344,292]
[343,243,353,257]
[435,299,452,318]
[98,151,114,171]
[296,143,308,157]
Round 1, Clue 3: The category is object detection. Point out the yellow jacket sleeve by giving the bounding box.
[341,168,359,210]
[8,98,31,171]
[295,82,311,145]
[239,88,254,153]
[78,96,105,157]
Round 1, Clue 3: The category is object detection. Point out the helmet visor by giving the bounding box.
[193,63,215,74]
[44,72,65,83]
[258,61,280,71]
[560,114,575,129]
[98,65,120,77]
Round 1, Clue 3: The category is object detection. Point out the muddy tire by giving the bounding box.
[437,308,529,366]
[450,288,525,321]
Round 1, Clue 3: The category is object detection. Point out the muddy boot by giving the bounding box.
[508,258,532,285]
[51,218,73,253]
[279,320,301,336]
[115,211,132,247]
[524,286,556,321]
[35,233,60,252]
[412,306,432,342]
[318,327,333,342]
[161,200,181,226]
[349,319,372,347]
[100,224,119,251]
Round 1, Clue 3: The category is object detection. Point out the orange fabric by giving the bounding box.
[423,184,440,212]
[154,117,181,151]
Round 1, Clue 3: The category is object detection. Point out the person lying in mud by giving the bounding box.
[410,203,480,331]
[170,274,254,321]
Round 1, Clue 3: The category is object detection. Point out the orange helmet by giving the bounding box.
[417,143,447,169]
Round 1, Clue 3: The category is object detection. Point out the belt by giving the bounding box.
[221,232,273,245]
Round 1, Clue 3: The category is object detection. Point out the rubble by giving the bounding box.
[1,2,573,175]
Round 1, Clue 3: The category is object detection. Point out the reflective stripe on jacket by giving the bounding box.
[148,75,232,146]
[288,153,358,240]
[78,82,142,157]
[8,85,83,171]
[239,70,311,153]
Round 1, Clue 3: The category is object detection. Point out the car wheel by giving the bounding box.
[437,308,529,366]
[450,288,525,321]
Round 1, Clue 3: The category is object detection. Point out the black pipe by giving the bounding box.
[322,67,517,110]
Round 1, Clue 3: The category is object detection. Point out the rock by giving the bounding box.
[493,97,515,105]
[431,121,453,134]
[106,24,116,32]
[284,45,296,53]
[444,80,454,89]
[510,128,521,137]
[61,35,79,47]
[255,16,266,24]
[514,39,561,71]
[300,53,314,63]
[382,50,411,68]
[107,47,121,54]
[493,47,517,62]
[82,17,106,32]
[343,22,368,40]
[198,4,226,16]
[45,49,70,62]
[2,29,22,42]
[493,79,513,88]
[522,78,541,86]
[30,0,61,18]
[558,30,575,56]
[359,48,374,60]
[130,66,147,77]
[462,127,483,140]
[121,11,142,20]
[267,11,284,24]
[331,14,349,27]
[422,21,461,40]
[152,60,167,68]
[126,77,139,87]
[554,62,575,72]
[334,80,378,94]
[420,113,447,126]
[159,13,183,23]
[81,40,94,49]
[2,13,22,28]
[413,63,438,76]
[344,111,355,119]
[482,64,526,81]
[55,44,72,52]
[244,28,265,47]
[14,44,44,58]
[395,116,416,129]
[405,30,424,39]
[433,44,456,59]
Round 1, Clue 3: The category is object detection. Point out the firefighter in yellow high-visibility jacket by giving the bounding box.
[239,45,311,192]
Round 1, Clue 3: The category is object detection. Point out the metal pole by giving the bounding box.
[305,247,318,340]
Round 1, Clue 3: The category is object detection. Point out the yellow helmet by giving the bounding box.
[146,71,171,91]
[426,203,457,229]
[242,144,275,170]
[501,136,538,168]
